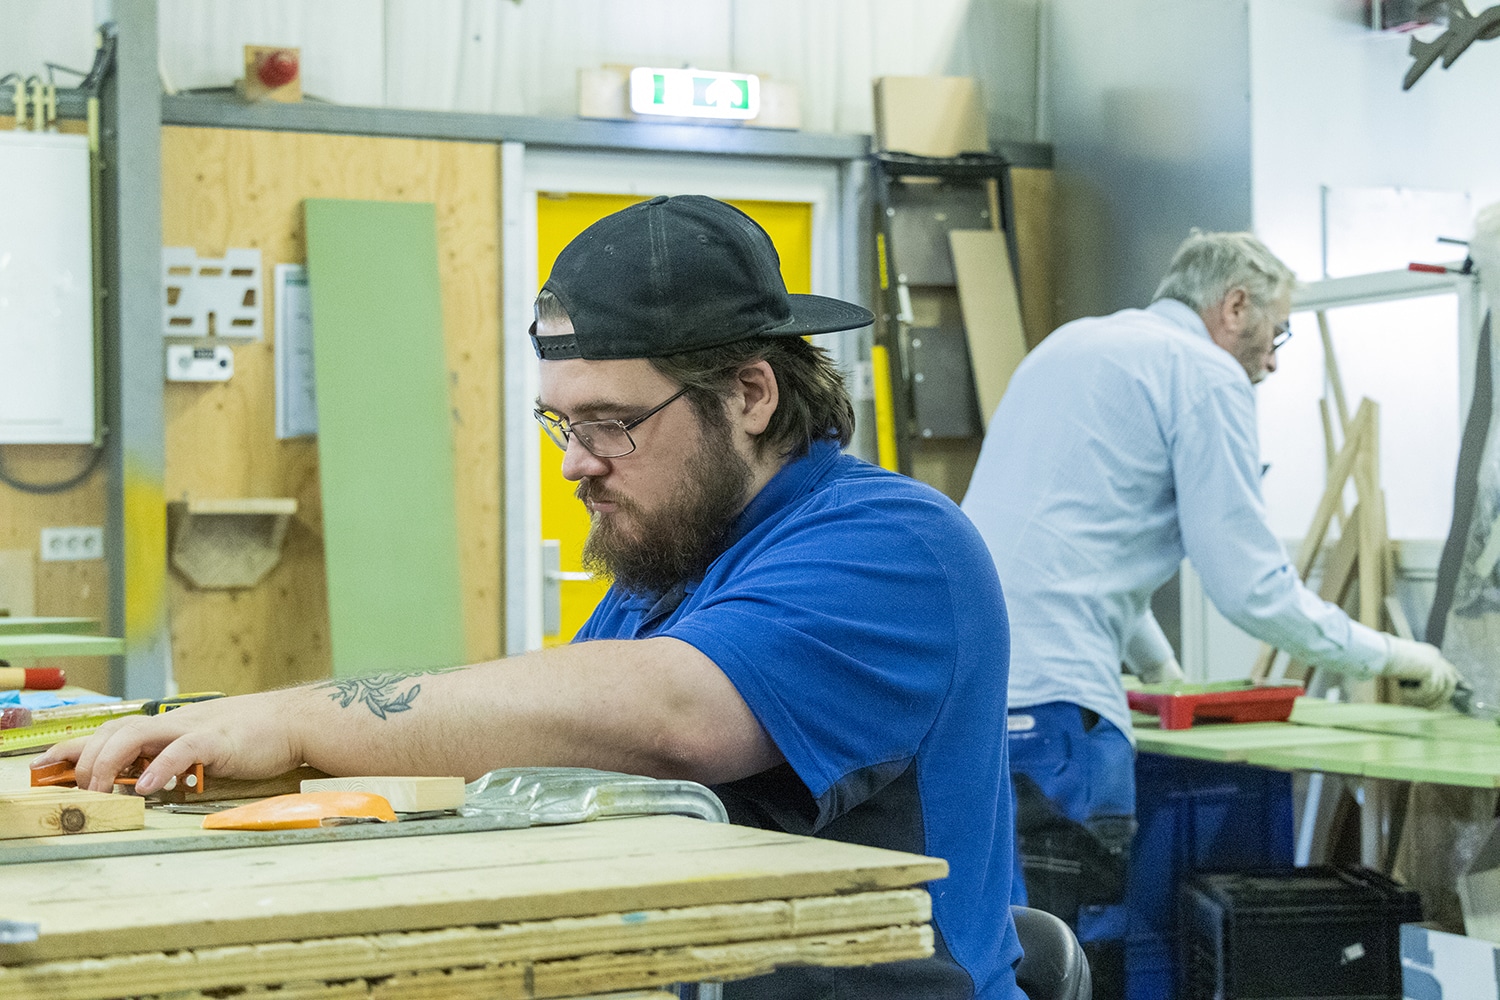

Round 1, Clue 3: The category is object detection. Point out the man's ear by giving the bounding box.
[733,360,778,436]
[1204,286,1251,353]
[1221,286,1251,330]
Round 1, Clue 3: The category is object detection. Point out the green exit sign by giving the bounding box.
[629,67,761,121]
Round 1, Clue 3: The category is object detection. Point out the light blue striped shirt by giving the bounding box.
[961,298,1390,740]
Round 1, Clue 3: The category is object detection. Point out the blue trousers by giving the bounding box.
[1008,702,1136,997]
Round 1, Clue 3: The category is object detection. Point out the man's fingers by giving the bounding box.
[77,717,182,793]
[72,716,136,790]
[31,735,89,768]
[131,735,215,795]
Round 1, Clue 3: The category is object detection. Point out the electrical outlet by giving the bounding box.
[40,526,104,562]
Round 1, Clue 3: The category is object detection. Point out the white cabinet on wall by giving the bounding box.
[0,130,96,444]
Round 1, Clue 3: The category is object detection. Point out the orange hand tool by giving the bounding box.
[30,756,207,794]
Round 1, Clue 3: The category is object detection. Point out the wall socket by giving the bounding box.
[40,526,104,562]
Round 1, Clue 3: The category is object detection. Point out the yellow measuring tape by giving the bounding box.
[0,703,145,755]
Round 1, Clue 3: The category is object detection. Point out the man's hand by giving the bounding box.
[1382,637,1461,709]
[30,691,303,795]
[1135,654,1186,685]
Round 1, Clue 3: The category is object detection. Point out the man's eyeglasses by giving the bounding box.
[1272,322,1292,351]
[533,386,690,459]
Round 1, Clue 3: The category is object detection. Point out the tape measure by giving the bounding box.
[0,692,225,755]
[0,703,145,755]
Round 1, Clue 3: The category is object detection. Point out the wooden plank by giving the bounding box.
[153,764,331,804]
[1354,401,1385,630]
[0,890,928,1000]
[300,776,464,812]
[1285,503,1364,683]
[1,815,946,963]
[949,229,1029,424]
[1251,400,1374,681]
[304,199,467,677]
[0,787,144,840]
[70,926,931,1000]
[160,126,502,696]
[1317,311,1351,432]
[1009,167,1054,350]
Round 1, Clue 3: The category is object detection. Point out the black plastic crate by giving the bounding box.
[1179,865,1422,999]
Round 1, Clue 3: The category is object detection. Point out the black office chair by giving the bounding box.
[1011,905,1092,1000]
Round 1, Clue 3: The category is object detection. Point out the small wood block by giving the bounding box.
[151,764,329,804]
[299,775,464,812]
[0,787,145,839]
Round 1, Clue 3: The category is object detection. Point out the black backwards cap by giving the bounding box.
[531,195,874,361]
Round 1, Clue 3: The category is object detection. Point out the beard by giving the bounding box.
[579,413,753,597]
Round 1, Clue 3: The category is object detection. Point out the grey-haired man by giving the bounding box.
[961,229,1459,997]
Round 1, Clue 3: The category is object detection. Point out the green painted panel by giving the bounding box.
[1134,721,1371,763]
[304,199,466,678]
[0,633,124,658]
[1248,735,1500,787]
[0,617,99,636]
[1288,699,1436,727]
[1327,714,1500,745]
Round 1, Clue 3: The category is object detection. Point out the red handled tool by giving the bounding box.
[0,666,66,690]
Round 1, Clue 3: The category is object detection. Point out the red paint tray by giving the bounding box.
[1128,681,1304,730]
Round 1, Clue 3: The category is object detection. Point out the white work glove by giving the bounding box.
[1134,654,1186,686]
[1381,636,1461,709]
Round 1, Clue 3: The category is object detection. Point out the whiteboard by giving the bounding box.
[0,131,96,444]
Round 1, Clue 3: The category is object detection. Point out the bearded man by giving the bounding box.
[40,196,1026,1000]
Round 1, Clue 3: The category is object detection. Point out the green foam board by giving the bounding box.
[304,199,466,677]
[1134,721,1371,763]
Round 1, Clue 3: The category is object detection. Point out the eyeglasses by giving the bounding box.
[1272,322,1292,351]
[533,386,690,458]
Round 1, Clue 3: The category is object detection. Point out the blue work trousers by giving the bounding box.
[1008,702,1135,998]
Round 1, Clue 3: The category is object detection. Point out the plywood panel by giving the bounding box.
[0,117,109,693]
[0,891,927,999]
[2,814,945,963]
[1010,167,1055,349]
[161,127,501,695]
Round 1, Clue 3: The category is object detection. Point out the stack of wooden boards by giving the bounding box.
[0,813,942,1000]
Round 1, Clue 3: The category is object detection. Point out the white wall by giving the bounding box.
[1249,0,1498,543]
[0,0,1042,143]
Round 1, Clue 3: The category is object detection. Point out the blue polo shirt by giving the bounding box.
[576,439,1024,1000]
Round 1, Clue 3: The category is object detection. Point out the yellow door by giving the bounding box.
[537,193,813,645]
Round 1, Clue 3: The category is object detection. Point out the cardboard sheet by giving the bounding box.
[949,230,1028,426]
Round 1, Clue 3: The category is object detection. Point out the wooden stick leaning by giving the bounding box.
[1250,400,1374,682]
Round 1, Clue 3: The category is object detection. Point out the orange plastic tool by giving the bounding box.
[30,756,207,794]
[202,791,397,830]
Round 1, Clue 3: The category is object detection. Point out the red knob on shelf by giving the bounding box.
[257,50,299,89]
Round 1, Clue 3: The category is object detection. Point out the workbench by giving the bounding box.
[1133,697,1500,867]
[0,758,941,1000]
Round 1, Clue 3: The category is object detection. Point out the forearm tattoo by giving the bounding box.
[316,667,461,720]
